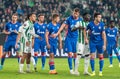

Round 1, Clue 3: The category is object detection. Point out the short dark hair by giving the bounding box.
[52,13,59,19]
[110,20,114,23]
[27,13,36,20]
[94,12,101,18]
[83,12,89,17]
[12,13,18,16]
[38,14,44,17]
[74,8,80,13]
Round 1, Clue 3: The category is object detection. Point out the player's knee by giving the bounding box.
[73,53,77,58]
[34,53,38,56]
[90,55,95,60]
[115,53,119,56]
[109,54,112,57]
[99,55,104,60]
[68,53,72,57]
[41,52,46,56]
[50,53,54,59]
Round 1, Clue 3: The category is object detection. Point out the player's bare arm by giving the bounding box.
[3,30,11,35]
[84,28,88,44]
[45,31,50,49]
[58,33,62,49]
[116,34,119,47]
[15,32,21,49]
[32,36,34,48]
[102,31,106,51]
[51,23,67,38]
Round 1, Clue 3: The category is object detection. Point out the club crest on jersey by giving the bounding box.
[113,30,115,32]
[24,23,27,26]
[99,26,101,29]
[15,25,18,27]
[57,26,59,29]
[78,49,81,52]
[43,26,45,29]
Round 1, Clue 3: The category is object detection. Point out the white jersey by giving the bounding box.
[75,21,89,44]
[18,20,35,53]
[75,21,89,55]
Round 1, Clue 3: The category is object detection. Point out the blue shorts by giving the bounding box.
[89,41,103,54]
[64,37,77,53]
[3,40,18,52]
[107,44,118,55]
[34,39,46,53]
[47,41,57,55]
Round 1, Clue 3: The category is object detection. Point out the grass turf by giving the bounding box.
[0,58,120,79]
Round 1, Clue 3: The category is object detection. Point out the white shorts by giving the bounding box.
[19,42,32,55]
[77,43,90,56]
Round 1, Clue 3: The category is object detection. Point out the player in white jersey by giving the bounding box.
[16,13,40,73]
[71,13,91,76]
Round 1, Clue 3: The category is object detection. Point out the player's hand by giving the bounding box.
[26,42,30,46]
[85,38,89,44]
[47,43,50,49]
[15,43,18,49]
[116,43,119,47]
[38,36,42,40]
[13,30,18,34]
[59,43,62,49]
[50,33,58,38]
[3,30,11,35]
[103,45,106,51]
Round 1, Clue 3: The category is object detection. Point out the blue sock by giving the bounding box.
[1,57,5,66]
[49,60,55,70]
[41,53,46,68]
[109,55,113,64]
[99,59,104,71]
[68,56,72,70]
[90,59,95,72]
[34,56,38,64]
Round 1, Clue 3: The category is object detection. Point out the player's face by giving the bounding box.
[12,15,18,22]
[95,15,102,23]
[38,15,44,23]
[111,22,115,28]
[84,14,91,21]
[55,16,60,23]
[73,11,79,19]
[31,14,36,22]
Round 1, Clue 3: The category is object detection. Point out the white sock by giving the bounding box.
[31,57,36,66]
[75,55,81,72]
[84,56,90,72]
[19,64,24,72]
[27,64,30,71]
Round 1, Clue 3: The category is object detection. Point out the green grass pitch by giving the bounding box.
[0,58,120,79]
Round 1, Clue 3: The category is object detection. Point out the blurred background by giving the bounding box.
[0,0,120,33]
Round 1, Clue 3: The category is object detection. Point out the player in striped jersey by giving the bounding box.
[16,13,40,73]
[71,13,91,75]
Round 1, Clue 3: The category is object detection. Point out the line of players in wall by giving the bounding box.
[0,8,120,76]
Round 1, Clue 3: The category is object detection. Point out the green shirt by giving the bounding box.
[75,21,89,44]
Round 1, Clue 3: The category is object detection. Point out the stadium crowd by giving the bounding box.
[0,0,120,32]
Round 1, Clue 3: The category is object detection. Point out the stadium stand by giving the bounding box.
[0,0,120,32]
